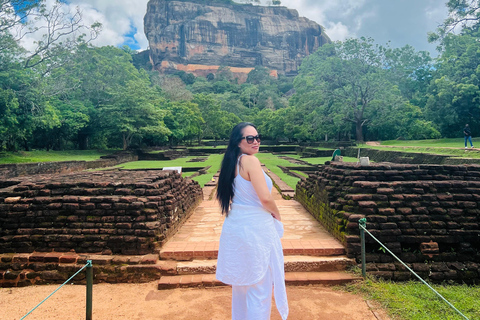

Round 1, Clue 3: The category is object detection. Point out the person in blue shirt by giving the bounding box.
[464,124,474,149]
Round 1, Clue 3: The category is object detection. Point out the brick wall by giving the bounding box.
[0,152,137,179]
[0,253,175,287]
[0,170,202,255]
[296,162,480,283]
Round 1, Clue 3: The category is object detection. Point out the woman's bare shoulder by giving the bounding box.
[240,154,261,167]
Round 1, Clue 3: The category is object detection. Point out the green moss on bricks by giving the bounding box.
[297,186,349,243]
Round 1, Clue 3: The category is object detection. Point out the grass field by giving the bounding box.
[0,150,117,164]
[114,154,223,187]
[377,138,469,148]
[358,138,480,159]
[344,277,480,320]
[115,153,307,188]
[287,154,359,165]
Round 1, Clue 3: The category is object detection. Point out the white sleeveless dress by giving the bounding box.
[216,154,288,320]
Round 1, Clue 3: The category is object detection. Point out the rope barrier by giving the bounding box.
[20,260,93,320]
[358,218,470,320]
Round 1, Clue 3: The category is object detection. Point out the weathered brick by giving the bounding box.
[63,203,79,210]
[397,208,412,215]
[377,188,394,194]
[345,194,373,201]
[379,223,397,230]
[358,201,377,208]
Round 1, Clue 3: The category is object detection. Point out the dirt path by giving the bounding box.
[0,282,390,320]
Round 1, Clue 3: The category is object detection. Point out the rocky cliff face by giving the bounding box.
[144,0,330,77]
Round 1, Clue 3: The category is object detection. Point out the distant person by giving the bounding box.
[464,124,474,149]
[216,122,288,320]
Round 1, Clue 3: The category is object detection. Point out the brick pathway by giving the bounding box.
[158,185,360,289]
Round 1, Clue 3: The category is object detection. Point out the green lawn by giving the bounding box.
[373,138,468,148]
[0,150,116,164]
[344,278,480,320]
[117,152,360,189]
[355,138,480,159]
[114,154,224,187]
[255,153,305,189]
[361,145,480,159]
[291,170,309,178]
[287,154,359,165]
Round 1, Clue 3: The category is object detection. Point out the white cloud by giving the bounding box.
[69,0,150,49]
[15,0,449,55]
[324,22,351,42]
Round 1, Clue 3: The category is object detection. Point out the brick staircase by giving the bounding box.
[156,194,361,289]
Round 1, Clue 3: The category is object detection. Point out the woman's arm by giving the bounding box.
[240,155,281,221]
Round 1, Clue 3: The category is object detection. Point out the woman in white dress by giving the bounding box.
[216,122,288,320]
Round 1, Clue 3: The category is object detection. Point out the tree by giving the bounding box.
[240,84,259,108]
[246,66,272,85]
[0,88,19,150]
[193,93,240,141]
[0,0,100,71]
[384,45,433,104]
[156,75,193,101]
[425,29,480,137]
[294,37,403,142]
[430,0,480,40]
[99,79,170,150]
[164,101,204,145]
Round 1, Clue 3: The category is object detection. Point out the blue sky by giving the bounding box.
[22,0,449,56]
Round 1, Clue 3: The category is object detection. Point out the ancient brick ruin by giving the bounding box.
[296,162,480,283]
[0,170,202,286]
[0,152,138,179]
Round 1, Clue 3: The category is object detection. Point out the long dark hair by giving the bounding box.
[216,122,256,215]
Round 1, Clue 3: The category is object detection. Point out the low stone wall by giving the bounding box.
[0,252,175,287]
[296,162,480,283]
[0,170,203,256]
[0,152,137,179]
[343,148,452,164]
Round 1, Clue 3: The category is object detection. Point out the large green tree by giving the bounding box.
[100,80,170,150]
[193,93,240,141]
[164,101,204,145]
[425,29,480,137]
[294,38,397,141]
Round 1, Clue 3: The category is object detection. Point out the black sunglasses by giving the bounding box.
[242,135,261,144]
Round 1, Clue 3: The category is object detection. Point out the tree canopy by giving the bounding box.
[0,0,478,150]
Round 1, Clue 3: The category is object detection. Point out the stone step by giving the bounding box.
[160,240,345,261]
[175,256,356,275]
[157,271,362,289]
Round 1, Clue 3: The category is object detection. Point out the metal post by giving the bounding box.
[86,260,93,320]
[359,218,367,278]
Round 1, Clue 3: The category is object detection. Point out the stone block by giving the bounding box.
[412,207,428,214]
[379,223,397,230]
[396,208,412,215]
[377,188,394,194]
[370,271,393,280]
[378,208,395,215]
[394,272,412,281]
[358,201,377,208]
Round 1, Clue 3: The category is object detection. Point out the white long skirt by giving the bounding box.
[216,204,288,320]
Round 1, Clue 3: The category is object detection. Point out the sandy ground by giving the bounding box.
[0,282,390,320]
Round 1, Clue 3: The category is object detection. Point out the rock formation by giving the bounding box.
[144,0,330,79]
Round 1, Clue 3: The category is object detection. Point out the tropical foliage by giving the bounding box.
[0,0,479,150]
